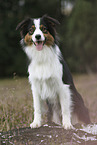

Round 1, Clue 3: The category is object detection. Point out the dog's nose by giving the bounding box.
[35,34,41,40]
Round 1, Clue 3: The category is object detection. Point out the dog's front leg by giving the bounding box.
[30,89,42,128]
[59,85,73,129]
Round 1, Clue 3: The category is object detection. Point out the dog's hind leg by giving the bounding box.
[52,109,61,125]
[46,99,61,125]
[46,100,53,123]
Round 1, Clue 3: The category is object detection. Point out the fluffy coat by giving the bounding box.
[16,15,91,129]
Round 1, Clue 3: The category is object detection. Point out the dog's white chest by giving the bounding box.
[28,46,63,80]
[36,78,58,100]
[27,45,63,100]
[29,62,53,80]
[29,61,62,99]
[28,55,62,99]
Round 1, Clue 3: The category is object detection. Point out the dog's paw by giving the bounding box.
[62,122,74,130]
[30,121,41,128]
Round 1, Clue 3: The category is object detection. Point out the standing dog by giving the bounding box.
[16,15,91,129]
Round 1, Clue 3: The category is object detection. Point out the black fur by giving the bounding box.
[16,18,34,38]
[41,15,60,44]
[59,55,91,123]
[16,15,60,45]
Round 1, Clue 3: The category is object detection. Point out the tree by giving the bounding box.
[0,0,60,77]
[61,0,97,73]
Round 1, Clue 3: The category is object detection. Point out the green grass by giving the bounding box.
[0,77,33,132]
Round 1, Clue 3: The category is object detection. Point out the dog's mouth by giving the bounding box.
[34,41,44,51]
[32,38,46,51]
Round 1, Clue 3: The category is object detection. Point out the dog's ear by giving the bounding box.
[42,15,60,39]
[42,15,60,27]
[16,18,32,38]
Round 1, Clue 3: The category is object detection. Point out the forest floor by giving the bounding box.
[0,74,97,145]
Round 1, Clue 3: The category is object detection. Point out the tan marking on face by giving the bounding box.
[40,25,54,46]
[44,32,54,46]
[24,33,33,45]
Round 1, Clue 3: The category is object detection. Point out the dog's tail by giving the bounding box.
[71,86,91,124]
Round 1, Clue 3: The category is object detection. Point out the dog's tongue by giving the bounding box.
[35,42,43,51]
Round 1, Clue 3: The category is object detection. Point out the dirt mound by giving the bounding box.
[1,123,97,145]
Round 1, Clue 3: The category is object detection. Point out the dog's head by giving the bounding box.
[16,15,60,51]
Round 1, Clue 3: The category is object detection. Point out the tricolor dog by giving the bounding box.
[16,15,91,129]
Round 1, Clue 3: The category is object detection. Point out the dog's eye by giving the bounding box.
[41,26,47,34]
[29,27,35,35]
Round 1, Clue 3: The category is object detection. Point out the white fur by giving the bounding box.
[23,19,73,129]
[32,19,45,42]
[24,43,73,129]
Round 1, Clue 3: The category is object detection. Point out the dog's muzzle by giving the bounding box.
[32,34,46,51]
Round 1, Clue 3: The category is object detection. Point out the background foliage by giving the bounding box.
[0,0,97,77]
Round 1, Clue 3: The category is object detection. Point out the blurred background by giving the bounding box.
[0,0,97,77]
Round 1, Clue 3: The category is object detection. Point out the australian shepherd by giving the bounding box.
[16,15,91,129]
